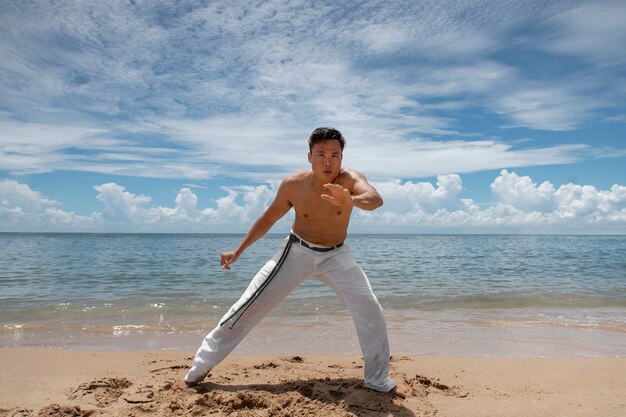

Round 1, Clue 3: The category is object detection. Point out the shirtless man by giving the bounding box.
[176,127,410,398]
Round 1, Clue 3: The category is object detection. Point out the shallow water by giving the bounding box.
[1,233,625,357]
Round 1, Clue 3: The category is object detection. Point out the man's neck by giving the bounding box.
[308,169,342,188]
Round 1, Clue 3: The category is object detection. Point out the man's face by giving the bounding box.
[308,139,343,182]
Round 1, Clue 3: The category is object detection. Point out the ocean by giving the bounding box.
[1,233,625,357]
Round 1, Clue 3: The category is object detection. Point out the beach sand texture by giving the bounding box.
[1,348,624,417]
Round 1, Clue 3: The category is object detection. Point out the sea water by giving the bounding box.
[1,233,625,357]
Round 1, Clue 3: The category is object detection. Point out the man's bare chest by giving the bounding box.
[291,195,351,222]
[287,173,355,220]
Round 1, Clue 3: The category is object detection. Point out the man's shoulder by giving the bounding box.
[337,168,362,182]
[282,170,310,184]
[339,167,360,177]
[276,170,309,193]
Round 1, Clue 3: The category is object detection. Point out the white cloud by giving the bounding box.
[0,121,110,174]
[406,61,517,98]
[0,179,59,212]
[174,188,199,218]
[94,183,151,223]
[356,23,412,54]
[44,207,101,227]
[491,170,556,212]
[1,0,624,183]
[540,0,626,67]
[0,109,605,182]
[138,107,597,182]
[345,137,588,181]
[495,87,600,131]
[0,179,98,230]
[355,171,626,233]
[152,110,307,177]
[3,173,625,233]
[0,118,216,179]
[374,174,470,214]
[0,0,625,230]
[191,184,281,229]
[489,170,626,225]
[554,183,626,221]
[89,181,280,231]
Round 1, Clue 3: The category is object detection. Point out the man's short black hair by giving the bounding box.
[308,127,346,152]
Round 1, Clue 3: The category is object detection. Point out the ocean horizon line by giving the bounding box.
[2,231,626,237]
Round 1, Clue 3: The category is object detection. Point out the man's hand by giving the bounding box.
[321,183,353,206]
[220,251,240,270]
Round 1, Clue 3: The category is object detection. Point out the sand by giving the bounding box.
[0,348,624,417]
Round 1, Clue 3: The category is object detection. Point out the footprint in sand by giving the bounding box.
[68,377,132,407]
[253,362,279,369]
[35,404,93,417]
[284,355,304,363]
[1,408,35,417]
[410,374,469,398]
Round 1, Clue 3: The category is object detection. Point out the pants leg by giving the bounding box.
[185,244,312,383]
[316,246,396,393]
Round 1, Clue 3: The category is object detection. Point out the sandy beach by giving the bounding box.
[0,348,624,416]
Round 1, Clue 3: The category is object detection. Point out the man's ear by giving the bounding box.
[307,152,312,163]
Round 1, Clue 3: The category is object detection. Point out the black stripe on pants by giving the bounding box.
[219,234,296,329]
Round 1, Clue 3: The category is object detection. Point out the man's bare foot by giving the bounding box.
[171,379,198,392]
[389,382,412,398]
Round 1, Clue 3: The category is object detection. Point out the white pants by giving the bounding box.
[186,235,396,393]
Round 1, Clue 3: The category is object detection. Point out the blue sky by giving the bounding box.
[1,0,625,233]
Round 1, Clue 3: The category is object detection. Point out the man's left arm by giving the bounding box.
[322,170,383,211]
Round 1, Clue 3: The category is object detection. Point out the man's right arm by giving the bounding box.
[220,180,293,270]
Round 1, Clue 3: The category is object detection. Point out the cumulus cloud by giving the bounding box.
[554,183,626,221]
[488,170,626,226]
[356,171,626,233]
[491,170,556,212]
[94,183,151,222]
[88,181,281,232]
[0,179,59,212]
[174,188,199,218]
[0,179,98,230]
[2,173,625,233]
[374,174,470,214]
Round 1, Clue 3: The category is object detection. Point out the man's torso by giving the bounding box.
[284,169,354,246]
